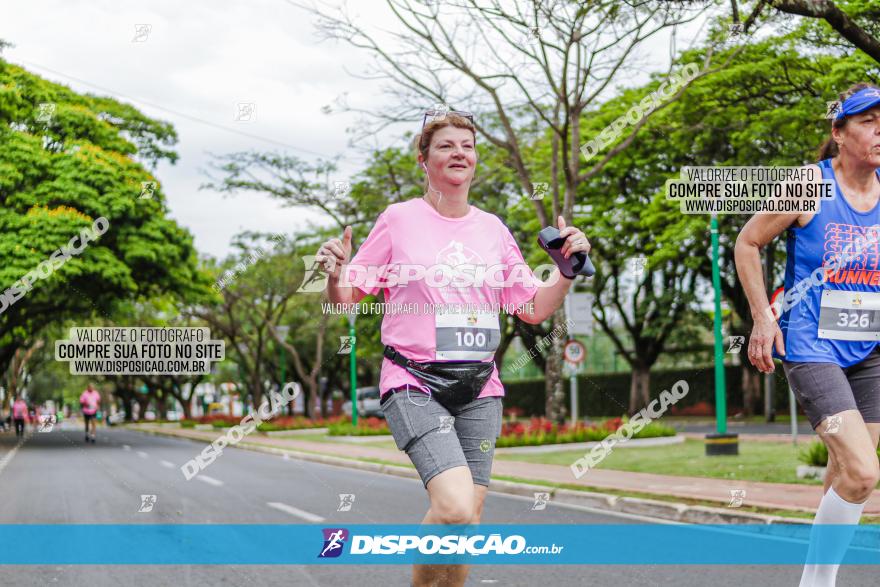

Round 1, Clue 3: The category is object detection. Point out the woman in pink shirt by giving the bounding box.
[320,111,590,586]
[12,397,28,438]
[80,384,101,443]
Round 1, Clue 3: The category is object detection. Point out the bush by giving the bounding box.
[190,414,347,432]
[197,414,239,426]
[256,415,345,432]
[494,416,676,448]
[798,441,828,467]
[501,366,795,417]
[797,440,880,467]
[327,417,390,436]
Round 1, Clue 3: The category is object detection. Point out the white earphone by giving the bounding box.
[422,162,442,210]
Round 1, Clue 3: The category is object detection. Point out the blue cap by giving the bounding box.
[835,87,880,120]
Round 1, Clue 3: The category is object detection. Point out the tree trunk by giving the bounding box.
[493,313,517,370]
[122,395,133,422]
[304,377,318,419]
[318,376,328,419]
[249,371,263,415]
[135,394,150,421]
[180,393,193,420]
[544,308,567,424]
[156,392,168,420]
[741,365,762,416]
[628,364,651,414]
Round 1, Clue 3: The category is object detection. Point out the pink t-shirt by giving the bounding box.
[80,389,100,415]
[344,198,539,398]
[12,400,27,419]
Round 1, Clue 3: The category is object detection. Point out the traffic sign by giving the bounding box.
[566,293,593,335]
[769,285,784,320]
[563,340,586,364]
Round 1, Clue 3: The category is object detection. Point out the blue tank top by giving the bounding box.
[777,158,880,366]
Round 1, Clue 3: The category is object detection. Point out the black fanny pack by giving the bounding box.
[383,345,494,409]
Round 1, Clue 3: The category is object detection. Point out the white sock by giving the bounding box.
[799,487,865,587]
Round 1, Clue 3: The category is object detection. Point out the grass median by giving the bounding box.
[495,438,822,486]
[271,433,398,450]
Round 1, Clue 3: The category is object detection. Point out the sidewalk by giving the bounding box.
[135,425,880,515]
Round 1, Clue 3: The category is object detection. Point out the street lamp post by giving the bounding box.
[706,214,739,456]
[346,312,357,426]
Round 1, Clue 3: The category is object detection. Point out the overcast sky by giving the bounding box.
[2,0,714,259]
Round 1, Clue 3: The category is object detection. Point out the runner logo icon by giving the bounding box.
[319,528,349,558]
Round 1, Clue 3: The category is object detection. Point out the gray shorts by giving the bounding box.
[782,348,880,429]
[380,387,503,487]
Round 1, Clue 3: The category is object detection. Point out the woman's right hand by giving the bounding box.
[748,317,785,373]
[315,225,352,281]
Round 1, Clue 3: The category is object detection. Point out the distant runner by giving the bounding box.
[79,383,101,443]
[12,396,27,438]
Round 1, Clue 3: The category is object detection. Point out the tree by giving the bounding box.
[5,338,44,403]
[306,0,736,421]
[110,297,209,420]
[571,66,708,411]
[755,0,880,64]
[0,57,210,388]
[587,28,878,414]
[192,235,331,417]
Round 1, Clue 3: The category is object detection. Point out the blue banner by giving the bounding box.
[0,524,878,565]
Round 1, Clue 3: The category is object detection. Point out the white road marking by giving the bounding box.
[122,444,131,451]
[196,475,224,487]
[137,451,149,459]
[159,460,175,469]
[0,437,26,477]
[266,502,325,523]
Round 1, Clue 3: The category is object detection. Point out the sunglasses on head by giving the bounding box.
[421,108,474,129]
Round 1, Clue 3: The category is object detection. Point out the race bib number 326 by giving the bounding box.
[818,290,880,341]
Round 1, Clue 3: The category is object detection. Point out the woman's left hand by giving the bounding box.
[557,215,591,259]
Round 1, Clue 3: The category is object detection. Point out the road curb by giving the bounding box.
[134,426,807,526]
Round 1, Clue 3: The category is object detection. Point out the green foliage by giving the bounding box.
[570,31,880,349]
[327,418,390,436]
[0,57,213,375]
[255,416,339,432]
[797,440,880,467]
[495,418,676,448]
[798,441,829,467]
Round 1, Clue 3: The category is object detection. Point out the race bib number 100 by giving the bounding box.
[435,310,501,360]
[818,290,880,341]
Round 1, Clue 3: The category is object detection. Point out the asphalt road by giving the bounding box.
[0,423,874,586]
